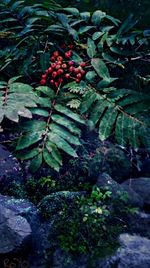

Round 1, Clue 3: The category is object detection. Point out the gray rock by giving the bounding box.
[141,158,150,177]
[0,145,22,179]
[112,234,150,268]
[96,173,143,208]
[89,143,131,183]
[128,211,150,239]
[38,191,86,217]
[0,204,31,254]
[0,194,43,266]
[122,177,150,208]
[50,234,150,268]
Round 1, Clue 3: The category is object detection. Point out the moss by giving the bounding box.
[50,187,132,260]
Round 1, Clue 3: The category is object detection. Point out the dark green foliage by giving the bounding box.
[0,77,37,125]
[0,3,150,172]
[15,85,85,172]
[53,186,135,258]
[0,0,61,79]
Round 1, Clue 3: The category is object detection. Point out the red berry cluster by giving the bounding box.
[40,47,87,88]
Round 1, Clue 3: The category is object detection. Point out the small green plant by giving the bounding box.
[53,187,133,258]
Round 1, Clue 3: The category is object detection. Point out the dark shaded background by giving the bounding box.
[59,0,150,29]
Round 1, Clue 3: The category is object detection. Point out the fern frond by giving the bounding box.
[16,86,85,172]
[0,77,37,124]
[80,85,150,149]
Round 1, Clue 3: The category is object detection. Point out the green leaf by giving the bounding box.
[50,123,81,145]
[40,52,50,72]
[72,51,83,64]
[18,107,32,118]
[16,132,42,150]
[115,114,129,147]
[5,108,19,122]
[90,100,108,125]
[35,86,55,98]
[91,10,106,26]
[80,12,90,22]
[54,104,85,124]
[102,52,125,65]
[20,120,46,132]
[29,153,42,173]
[86,71,96,81]
[106,15,120,26]
[48,133,78,158]
[81,91,98,113]
[16,148,39,160]
[8,76,22,84]
[116,15,137,38]
[87,38,96,58]
[92,31,103,40]
[79,26,94,34]
[46,141,62,165]
[9,83,33,93]
[91,58,110,80]
[99,107,118,141]
[63,8,79,16]
[51,114,81,135]
[29,108,49,117]
[37,97,51,107]
[97,78,117,88]
[0,109,4,123]
[43,148,60,171]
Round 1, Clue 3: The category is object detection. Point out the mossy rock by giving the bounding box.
[38,191,86,219]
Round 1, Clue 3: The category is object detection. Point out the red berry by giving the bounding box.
[56,61,62,65]
[68,44,73,49]
[55,82,59,87]
[48,67,53,73]
[75,79,80,83]
[68,61,74,66]
[60,44,66,49]
[77,73,82,79]
[68,50,73,55]
[55,65,61,70]
[42,74,47,79]
[80,62,86,67]
[65,74,70,79]
[51,63,56,68]
[53,51,59,57]
[58,78,63,84]
[57,56,63,61]
[50,56,55,62]
[40,79,46,85]
[65,52,70,59]
[57,69,64,75]
[74,68,80,74]
[50,79,55,85]
[62,63,67,69]
[80,69,86,75]
[69,66,74,72]
[45,69,49,74]
[52,71,57,78]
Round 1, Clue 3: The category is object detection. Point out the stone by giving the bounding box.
[96,173,143,208]
[141,157,150,177]
[47,234,150,268]
[127,211,150,239]
[89,142,131,183]
[112,234,150,268]
[122,177,150,210]
[0,204,31,254]
[38,191,86,217]
[0,145,22,179]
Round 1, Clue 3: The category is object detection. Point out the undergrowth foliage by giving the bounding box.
[0,1,150,172]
